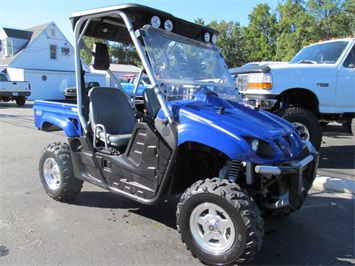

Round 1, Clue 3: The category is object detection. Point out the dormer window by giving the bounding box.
[2,38,13,58]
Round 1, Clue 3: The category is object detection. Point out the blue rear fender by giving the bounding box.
[35,111,81,137]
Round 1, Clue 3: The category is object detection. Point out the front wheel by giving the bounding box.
[39,142,83,202]
[275,107,322,150]
[176,178,263,265]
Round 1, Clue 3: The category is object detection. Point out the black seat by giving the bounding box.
[89,87,137,151]
[143,89,161,120]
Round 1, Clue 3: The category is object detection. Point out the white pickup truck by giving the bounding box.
[0,72,31,106]
[231,38,355,150]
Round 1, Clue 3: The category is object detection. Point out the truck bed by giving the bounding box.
[33,99,82,136]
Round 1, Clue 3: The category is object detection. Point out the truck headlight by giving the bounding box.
[248,73,272,89]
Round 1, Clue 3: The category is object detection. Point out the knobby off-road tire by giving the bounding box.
[267,188,309,217]
[275,107,322,150]
[176,178,264,265]
[39,142,83,202]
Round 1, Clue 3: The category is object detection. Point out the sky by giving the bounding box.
[0,0,280,44]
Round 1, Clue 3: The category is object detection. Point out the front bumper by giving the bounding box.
[0,91,31,97]
[256,141,319,208]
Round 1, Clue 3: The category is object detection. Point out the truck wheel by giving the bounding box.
[15,97,26,106]
[275,107,322,150]
[39,142,83,202]
[176,178,263,265]
[342,119,355,135]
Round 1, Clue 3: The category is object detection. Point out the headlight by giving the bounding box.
[248,73,272,89]
[164,20,173,31]
[251,139,259,151]
[204,32,210,43]
[151,16,161,28]
[245,138,275,158]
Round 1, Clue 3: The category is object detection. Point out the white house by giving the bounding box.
[0,22,106,100]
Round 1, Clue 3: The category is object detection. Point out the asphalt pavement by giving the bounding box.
[313,123,355,194]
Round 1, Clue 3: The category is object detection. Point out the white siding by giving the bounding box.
[21,69,105,100]
[10,24,75,71]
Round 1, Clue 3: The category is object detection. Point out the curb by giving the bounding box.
[313,176,355,195]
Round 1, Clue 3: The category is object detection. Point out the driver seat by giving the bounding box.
[89,87,137,152]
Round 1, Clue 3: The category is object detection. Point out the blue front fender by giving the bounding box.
[177,109,253,160]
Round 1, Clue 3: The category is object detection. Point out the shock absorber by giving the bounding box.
[228,160,242,183]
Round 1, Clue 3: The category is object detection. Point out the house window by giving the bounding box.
[2,38,13,58]
[51,29,56,37]
[62,47,70,55]
[50,45,57,59]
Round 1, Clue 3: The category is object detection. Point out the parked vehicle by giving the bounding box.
[64,81,100,98]
[120,74,152,96]
[230,38,355,150]
[33,4,319,265]
[0,72,30,106]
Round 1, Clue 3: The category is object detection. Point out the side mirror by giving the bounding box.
[91,43,110,70]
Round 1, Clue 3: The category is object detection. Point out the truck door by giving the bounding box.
[336,45,355,112]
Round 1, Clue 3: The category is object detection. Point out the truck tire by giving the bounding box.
[39,142,83,202]
[275,107,322,150]
[176,178,263,265]
[15,97,26,106]
[342,119,355,135]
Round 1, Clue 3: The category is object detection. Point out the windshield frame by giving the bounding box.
[141,25,235,88]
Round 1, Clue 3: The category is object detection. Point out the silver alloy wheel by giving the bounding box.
[293,122,310,141]
[189,202,235,254]
[43,158,61,190]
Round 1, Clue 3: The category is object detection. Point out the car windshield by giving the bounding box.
[142,25,239,101]
[289,41,349,64]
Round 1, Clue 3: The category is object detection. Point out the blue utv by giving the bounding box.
[34,4,319,265]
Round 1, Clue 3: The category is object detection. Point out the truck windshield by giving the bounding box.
[289,41,349,64]
[142,25,239,100]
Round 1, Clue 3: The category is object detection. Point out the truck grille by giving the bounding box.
[236,74,249,91]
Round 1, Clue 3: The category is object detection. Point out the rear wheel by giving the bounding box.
[176,178,263,265]
[275,107,322,150]
[15,97,26,106]
[39,142,83,202]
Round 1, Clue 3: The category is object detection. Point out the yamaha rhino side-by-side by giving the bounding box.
[34,4,319,265]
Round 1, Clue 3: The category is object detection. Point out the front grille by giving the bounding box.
[273,133,300,159]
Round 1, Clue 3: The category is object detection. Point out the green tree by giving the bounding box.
[275,0,315,61]
[194,18,206,26]
[208,20,245,68]
[341,0,355,36]
[241,3,278,62]
[109,43,140,66]
[80,37,107,65]
[306,0,344,39]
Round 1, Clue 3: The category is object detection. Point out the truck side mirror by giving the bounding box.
[92,43,110,70]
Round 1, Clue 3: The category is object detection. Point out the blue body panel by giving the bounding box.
[158,92,304,164]
[34,90,304,164]
[33,100,81,137]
